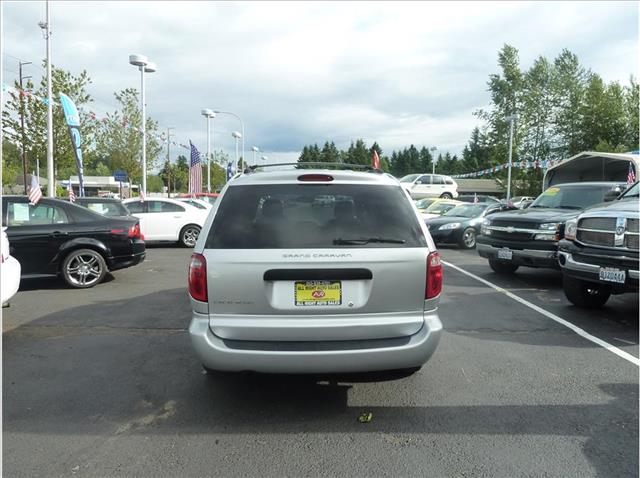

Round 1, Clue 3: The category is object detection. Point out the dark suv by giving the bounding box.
[477,182,627,274]
[558,182,638,308]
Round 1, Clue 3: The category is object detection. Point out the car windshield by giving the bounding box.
[443,204,487,218]
[206,184,427,248]
[427,202,457,214]
[415,198,436,210]
[529,184,620,210]
[81,200,129,217]
[620,182,638,199]
[400,174,420,183]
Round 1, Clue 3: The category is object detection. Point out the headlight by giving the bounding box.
[535,222,560,241]
[538,222,560,231]
[482,218,492,226]
[439,222,461,230]
[564,218,578,241]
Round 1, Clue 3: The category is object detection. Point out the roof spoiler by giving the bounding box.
[246,162,383,174]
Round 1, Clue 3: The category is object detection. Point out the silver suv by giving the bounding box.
[188,166,443,375]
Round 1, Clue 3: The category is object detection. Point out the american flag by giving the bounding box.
[189,141,202,194]
[371,150,380,169]
[628,162,636,185]
[28,173,42,205]
[68,181,76,203]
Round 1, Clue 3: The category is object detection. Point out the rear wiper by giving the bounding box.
[333,237,406,245]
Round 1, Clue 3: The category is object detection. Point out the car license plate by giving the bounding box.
[598,267,626,284]
[295,281,342,306]
[498,248,513,260]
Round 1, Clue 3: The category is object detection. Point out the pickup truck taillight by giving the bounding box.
[426,252,443,299]
[189,253,207,302]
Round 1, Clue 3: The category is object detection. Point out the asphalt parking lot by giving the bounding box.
[3,246,638,477]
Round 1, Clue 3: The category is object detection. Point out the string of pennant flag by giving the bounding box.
[2,81,194,152]
[451,159,563,178]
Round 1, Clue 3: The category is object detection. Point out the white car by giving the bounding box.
[175,198,213,210]
[400,174,459,199]
[1,227,21,305]
[123,197,209,247]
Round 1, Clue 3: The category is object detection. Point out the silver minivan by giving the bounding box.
[188,167,443,375]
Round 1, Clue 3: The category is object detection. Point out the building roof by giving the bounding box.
[456,178,504,193]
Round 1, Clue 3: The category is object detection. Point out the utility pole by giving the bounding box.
[165,127,174,197]
[18,61,32,194]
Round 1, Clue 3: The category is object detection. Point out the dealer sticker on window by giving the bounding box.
[295,281,342,306]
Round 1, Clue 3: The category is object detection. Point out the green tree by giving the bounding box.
[2,140,22,187]
[94,88,163,185]
[2,62,97,182]
[320,141,341,163]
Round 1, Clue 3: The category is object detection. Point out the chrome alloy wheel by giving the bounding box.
[65,252,103,287]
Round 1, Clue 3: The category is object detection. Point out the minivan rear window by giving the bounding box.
[205,184,427,249]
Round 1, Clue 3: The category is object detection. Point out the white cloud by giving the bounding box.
[2,0,637,165]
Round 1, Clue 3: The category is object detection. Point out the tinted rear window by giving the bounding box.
[206,184,427,249]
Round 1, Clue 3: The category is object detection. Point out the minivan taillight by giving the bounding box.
[426,252,443,299]
[188,253,207,302]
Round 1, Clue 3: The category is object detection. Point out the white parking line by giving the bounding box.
[443,260,640,367]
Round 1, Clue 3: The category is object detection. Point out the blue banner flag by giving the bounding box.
[59,93,85,196]
[226,162,234,181]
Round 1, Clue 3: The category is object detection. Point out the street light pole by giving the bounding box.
[506,114,517,202]
[129,54,156,198]
[165,127,174,197]
[232,131,242,172]
[430,146,438,175]
[251,146,259,166]
[214,110,244,170]
[18,61,32,194]
[201,109,215,192]
[44,0,54,197]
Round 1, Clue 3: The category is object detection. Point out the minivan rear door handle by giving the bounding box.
[264,268,373,281]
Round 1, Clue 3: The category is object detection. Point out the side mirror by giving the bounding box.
[603,189,623,202]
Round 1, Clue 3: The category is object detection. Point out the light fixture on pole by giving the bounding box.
[40,1,54,197]
[213,110,244,171]
[261,155,268,161]
[430,146,438,175]
[201,109,216,192]
[129,53,156,197]
[505,114,518,202]
[232,131,242,172]
[251,146,259,166]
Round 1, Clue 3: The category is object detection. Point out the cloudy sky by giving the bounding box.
[2,1,638,165]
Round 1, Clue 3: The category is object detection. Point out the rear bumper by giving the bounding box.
[108,241,146,271]
[189,312,442,373]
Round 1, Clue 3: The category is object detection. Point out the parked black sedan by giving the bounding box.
[2,196,145,288]
[427,203,510,249]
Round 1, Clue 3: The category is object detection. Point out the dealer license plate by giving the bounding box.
[497,248,513,260]
[295,281,342,306]
[598,267,626,284]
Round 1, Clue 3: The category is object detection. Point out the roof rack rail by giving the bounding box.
[247,162,383,173]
